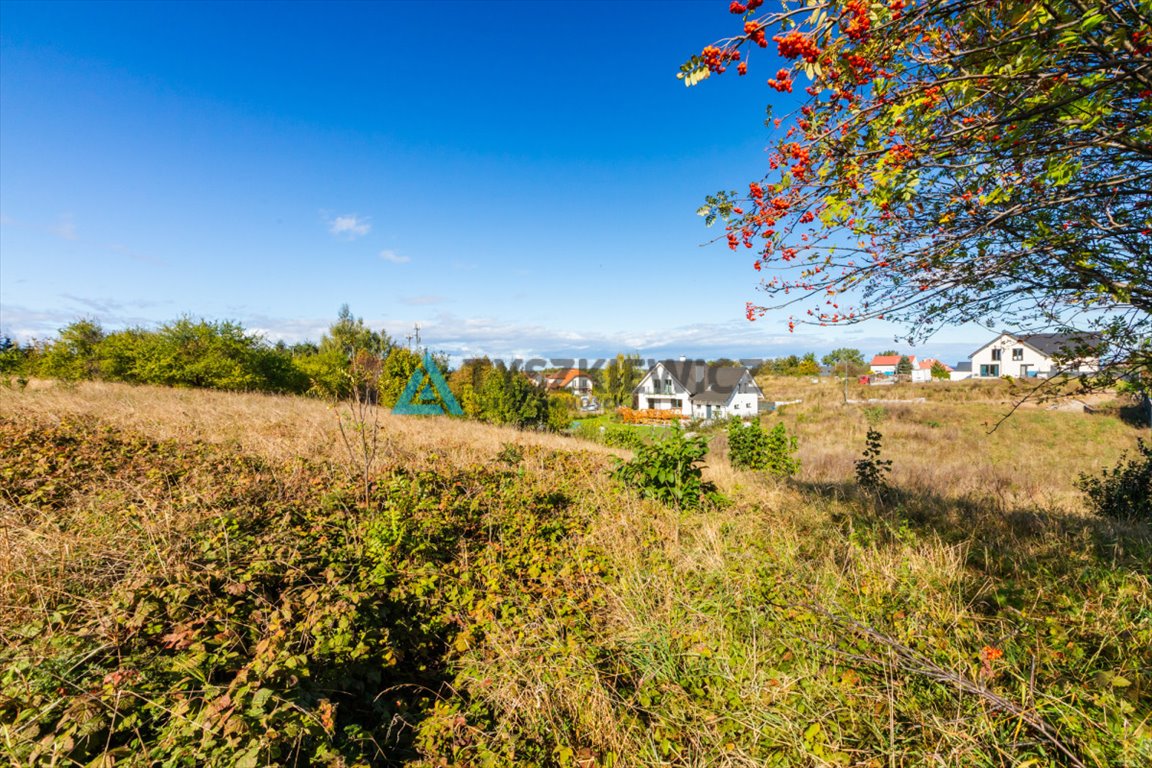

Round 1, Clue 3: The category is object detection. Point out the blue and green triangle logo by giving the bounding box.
[393,352,463,416]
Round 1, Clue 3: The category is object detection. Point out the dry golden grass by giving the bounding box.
[0,380,621,473]
[749,375,1143,511]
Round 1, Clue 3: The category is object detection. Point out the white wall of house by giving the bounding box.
[687,388,761,421]
[634,364,761,420]
[727,371,762,416]
[870,364,897,376]
[566,375,593,394]
[949,370,973,381]
[634,363,694,416]
[970,333,1097,378]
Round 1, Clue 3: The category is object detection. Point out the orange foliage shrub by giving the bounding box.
[617,407,686,424]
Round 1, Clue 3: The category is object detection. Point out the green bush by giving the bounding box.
[855,428,893,490]
[614,427,718,510]
[1077,439,1152,523]
[727,418,799,477]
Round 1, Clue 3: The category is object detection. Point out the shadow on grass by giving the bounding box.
[794,477,1152,582]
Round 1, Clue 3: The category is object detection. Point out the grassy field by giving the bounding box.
[2,379,1149,766]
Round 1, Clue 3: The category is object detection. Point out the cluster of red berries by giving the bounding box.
[841,51,876,84]
[729,0,764,13]
[745,20,769,47]
[1132,30,1152,55]
[767,68,794,92]
[920,84,942,109]
[887,143,914,165]
[773,30,820,63]
[701,45,740,74]
[842,0,871,41]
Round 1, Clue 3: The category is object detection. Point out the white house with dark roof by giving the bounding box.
[969,332,1100,378]
[633,360,762,420]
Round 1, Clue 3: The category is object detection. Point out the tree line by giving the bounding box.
[0,307,572,430]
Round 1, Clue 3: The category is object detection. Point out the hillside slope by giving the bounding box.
[2,382,1149,766]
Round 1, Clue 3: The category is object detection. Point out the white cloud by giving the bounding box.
[328,214,371,239]
[379,249,411,264]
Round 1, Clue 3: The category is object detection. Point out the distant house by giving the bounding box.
[544,368,594,396]
[870,354,916,376]
[912,358,952,383]
[969,332,1101,378]
[633,359,762,420]
[950,362,973,381]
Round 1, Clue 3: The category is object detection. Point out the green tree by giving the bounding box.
[896,356,913,376]
[296,305,394,399]
[472,362,553,429]
[377,347,422,408]
[132,318,267,390]
[0,336,30,376]
[821,348,866,376]
[97,328,150,383]
[38,318,105,381]
[795,352,820,376]
[930,361,950,380]
[448,357,495,418]
[691,0,1150,381]
[547,391,576,431]
[600,354,642,408]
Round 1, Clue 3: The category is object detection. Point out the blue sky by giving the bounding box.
[0,0,977,364]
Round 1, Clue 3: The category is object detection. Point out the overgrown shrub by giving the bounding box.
[614,427,718,509]
[727,418,799,477]
[0,416,606,766]
[855,428,893,489]
[1077,439,1152,522]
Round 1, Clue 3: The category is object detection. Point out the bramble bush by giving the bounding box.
[1077,439,1152,523]
[0,416,607,766]
[727,417,799,477]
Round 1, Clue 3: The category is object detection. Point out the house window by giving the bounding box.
[991,349,1002,361]
[980,364,1000,377]
[1012,348,1024,361]
[670,398,682,408]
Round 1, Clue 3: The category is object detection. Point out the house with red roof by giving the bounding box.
[543,368,594,397]
[869,354,916,377]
